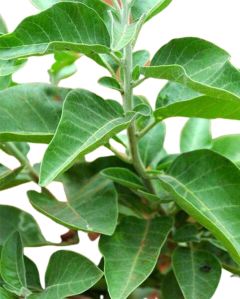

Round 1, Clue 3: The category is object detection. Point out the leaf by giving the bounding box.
[180,118,212,153]
[173,247,221,299]
[1,232,30,297]
[0,205,49,247]
[0,84,69,143]
[39,89,147,186]
[0,59,26,77]
[0,287,17,299]
[0,15,7,35]
[100,216,173,299]
[141,38,240,120]
[159,149,240,264]
[98,76,122,91]
[28,250,103,299]
[131,0,172,22]
[132,50,150,80]
[173,224,199,243]
[0,2,110,61]
[0,165,25,191]
[28,175,118,235]
[24,257,42,292]
[138,123,166,167]
[162,271,184,299]
[212,134,240,166]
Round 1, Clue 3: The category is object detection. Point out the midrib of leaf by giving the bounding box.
[116,220,151,299]
[159,174,239,258]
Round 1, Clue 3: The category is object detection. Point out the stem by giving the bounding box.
[137,119,157,138]
[105,143,132,164]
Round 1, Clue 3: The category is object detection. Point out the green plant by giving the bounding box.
[0,0,240,298]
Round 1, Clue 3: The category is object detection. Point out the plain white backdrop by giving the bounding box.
[0,0,240,297]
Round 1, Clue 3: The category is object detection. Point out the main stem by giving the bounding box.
[121,2,155,193]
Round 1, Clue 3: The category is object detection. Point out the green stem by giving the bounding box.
[105,143,132,164]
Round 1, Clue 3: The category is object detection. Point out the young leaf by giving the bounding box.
[132,50,150,80]
[159,149,240,264]
[0,2,110,60]
[1,232,30,297]
[0,84,69,143]
[28,175,118,235]
[131,0,172,22]
[138,123,166,167]
[40,89,147,186]
[98,76,122,91]
[0,205,49,247]
[173,247,221,299]
[28,250,103,299]
[0,287,17,299]
[180,118,212,153]
[212,135,240,166]
[100,216,173,299]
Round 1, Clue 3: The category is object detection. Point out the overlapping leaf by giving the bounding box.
[159,149,240,264]
[28,175,118,235]
[0,2,110,61]
[0,59,26,77]
[0,84,69,142]
[39,89,148,186]
[100,216,173,299]
[173,247,221,299]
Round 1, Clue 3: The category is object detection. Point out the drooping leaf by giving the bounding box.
[0,165,25,191]
[180,118,212,152]
[0,205,49,247]
[141,38,240,120]
[0,84,69,143]
[131,0,172,22]
[138,123,166,167]
[100,216,173,299]
[39,89,148,186]
[0,2,110,61]
[159,149,240,264]
[28,250,103,299]
[173,247,221,299]
[1,232,30,297]
[28,175,118,235]
[162,271,184,299]
[212,134,240,166]
[98,76,122,91]
[0,287,17,299]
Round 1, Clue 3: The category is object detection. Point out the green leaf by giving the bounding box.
[29,250,103,299]
[162,271,184,299]
[0,84,69,143]
[180,118,212,153]
[1,232,30,297]
[132,50,150,80]
[0,287,17,299]
[0,165,24,191]
[24,257,42,292]
[31,0,57,10]
[0,15,7,35]
[0,59,26,77]
[212,134,240,166]
[40,89,147,186]
[141,37,240,120]
[173,224,199,243]
[100,216,173,299]
[28,175,118,235]
[0,205,49,247]
[0,2,110,61]
[131,0,172,22]
[159,149,240,264]
[98,76,122,91]
[173,247,221,299]
[138,123,166,167]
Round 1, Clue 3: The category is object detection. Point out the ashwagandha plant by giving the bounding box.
[1,0,240,298]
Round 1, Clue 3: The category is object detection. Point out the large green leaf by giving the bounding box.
[0,2,110,61]
[0,205,49,247]
[28,175,118,235]
[180,118,212,152]
[100,216,173,299]
[212,134,240,166]
[0,84,69,143]
[142,38,240,120]
[39,89,147,186]
[138,123,166,167]
[159,149,240,264]
[131,0,172,22]
[29,250,103,299]
[173,247,221,299]
[1,232,30,297]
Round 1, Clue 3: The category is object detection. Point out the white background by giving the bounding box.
[0,0,240,297]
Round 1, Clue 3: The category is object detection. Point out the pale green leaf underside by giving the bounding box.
[29,250,103,299]
[0,205,49,247]
[173,248,221,299]
[0,2,110,60]
[141,38,240,120]
[0,15,7,35]
[100,216,173,299]
[28,175,118,235]
[159,150,240,264]
[0,59,26,77]
[0,84,69,143]
[40,89,143,186]
[180,118,212,153]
